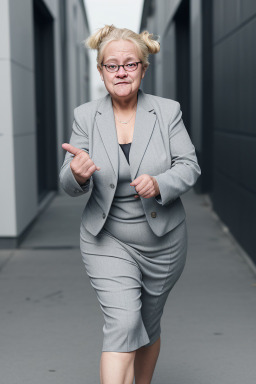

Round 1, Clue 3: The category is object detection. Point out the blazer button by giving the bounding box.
[110,183,115,189]
[102,213,106,219]
[151,212,157,218]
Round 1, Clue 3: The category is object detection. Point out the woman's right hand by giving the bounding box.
[62,143,101,186]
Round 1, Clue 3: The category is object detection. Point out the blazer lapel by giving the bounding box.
[95,90,156,181]
[95,94,119,179]
[129,90,156,181]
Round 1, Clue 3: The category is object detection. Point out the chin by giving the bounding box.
[114,88,138,98]
[116,91,132,97]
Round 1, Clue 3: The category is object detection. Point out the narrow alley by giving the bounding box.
[0,189,255,384]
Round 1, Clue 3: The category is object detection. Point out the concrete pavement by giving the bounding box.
[0,189,255,384]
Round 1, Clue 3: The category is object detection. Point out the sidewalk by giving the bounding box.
[0,189,255,384]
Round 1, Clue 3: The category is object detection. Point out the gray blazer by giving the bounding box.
[59,89,201,237]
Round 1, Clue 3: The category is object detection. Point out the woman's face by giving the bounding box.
[98,40,146,101]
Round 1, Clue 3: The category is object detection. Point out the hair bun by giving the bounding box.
[140,31,160,54]
[85,24,116,50]
[84,26,160,68]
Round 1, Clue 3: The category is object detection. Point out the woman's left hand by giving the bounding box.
[130,175,160,199]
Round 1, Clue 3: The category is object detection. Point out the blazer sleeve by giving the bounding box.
[59,107,91,197]
[153,101,201,206]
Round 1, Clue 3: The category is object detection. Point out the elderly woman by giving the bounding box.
[60,25,201,384]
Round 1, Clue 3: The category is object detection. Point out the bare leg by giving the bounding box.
[100,351,136,384]
[134,336,161,384]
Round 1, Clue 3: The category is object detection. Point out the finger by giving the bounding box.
[131,175,151,188]
[84,163,101,177]
[130,175,143,186]
[137,184,152,196]
[142,191,153,198]
[84,159,101,171]
[75,161,97,177]
[84,164,101,176]
[130,179,142,187]
[136,180,153,196]
[76,149,88,156]
[62,143,88,156]
[72,151,100,169]
[74,156,93,167]
[140,186,154,198]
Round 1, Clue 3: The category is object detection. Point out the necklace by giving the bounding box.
[113,104,137,124]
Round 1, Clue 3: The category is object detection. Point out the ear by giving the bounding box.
[97,66,104,81]
[141,65,148,79]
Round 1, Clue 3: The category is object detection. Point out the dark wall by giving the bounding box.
[140,0,256,265]
[141,54,156,94]
[33,0,57,202]
[211,0,256,263]
[175,0,191,134]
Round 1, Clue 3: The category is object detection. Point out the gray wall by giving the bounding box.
[0,0,90,247]
[141,0,181,99]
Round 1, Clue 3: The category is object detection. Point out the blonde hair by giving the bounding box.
[85,24,160,68]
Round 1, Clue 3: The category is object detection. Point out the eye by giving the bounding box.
[126,62,136,68]
[107,64,118,70]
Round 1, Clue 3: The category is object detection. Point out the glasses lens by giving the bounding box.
[124,63,138,71]
[104,62,140,72]
[106,64,118,72]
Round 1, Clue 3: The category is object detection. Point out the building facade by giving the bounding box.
[0,0,90,247]
[141,0,256,266]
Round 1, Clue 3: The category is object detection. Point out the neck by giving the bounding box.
[111,93,138,112]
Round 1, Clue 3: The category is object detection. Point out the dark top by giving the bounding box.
[119,141,161,200]
[119,142,131,165]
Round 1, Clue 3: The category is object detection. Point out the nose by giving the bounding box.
[116,66,128,77]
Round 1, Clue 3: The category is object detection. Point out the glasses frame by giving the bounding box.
[101,61,142,73]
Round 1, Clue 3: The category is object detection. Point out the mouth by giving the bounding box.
[115,82,130,85]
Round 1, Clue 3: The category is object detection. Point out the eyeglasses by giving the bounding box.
[101,61,142,73]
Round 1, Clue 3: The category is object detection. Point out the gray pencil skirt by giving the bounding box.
[80,216,188,352]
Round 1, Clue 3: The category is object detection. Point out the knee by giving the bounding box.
[118,311,142,335]
[102,311,147,352]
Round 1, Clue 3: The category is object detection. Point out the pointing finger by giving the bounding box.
[62,142,101,172]
[62,143,88,156]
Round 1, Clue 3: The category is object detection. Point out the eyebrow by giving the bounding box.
[104,56,138,63]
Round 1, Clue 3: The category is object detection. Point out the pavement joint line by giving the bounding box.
[0,250,16,273]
